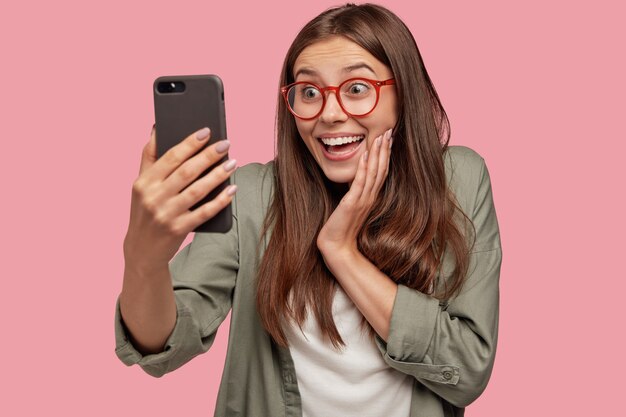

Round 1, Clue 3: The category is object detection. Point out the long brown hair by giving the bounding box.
[256,3,475,349]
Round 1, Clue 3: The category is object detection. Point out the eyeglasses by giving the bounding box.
[281,77,396,120]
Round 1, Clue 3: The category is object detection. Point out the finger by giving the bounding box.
[372,129,393,193]
[166,157,237,215]
[361,133,383,199]
[174,183,238,234]
[144,127,213,183]
[139,124,157,175]
[160,139,231,197]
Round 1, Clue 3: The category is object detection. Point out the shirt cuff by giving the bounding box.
[374,285,459,385]
[114,295,191,376]
[385,284,440,362]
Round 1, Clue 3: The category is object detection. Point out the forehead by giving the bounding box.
[293,36,390,81]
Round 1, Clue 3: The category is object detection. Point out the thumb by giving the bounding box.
[139,124,157,175]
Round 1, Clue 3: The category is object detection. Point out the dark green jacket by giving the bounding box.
[115,145,503,417]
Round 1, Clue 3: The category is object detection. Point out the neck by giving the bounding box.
[324,178,349,199]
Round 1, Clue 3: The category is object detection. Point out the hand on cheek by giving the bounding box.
[317,128,393,259]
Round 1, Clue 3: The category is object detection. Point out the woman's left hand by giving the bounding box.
[317,128,393,260]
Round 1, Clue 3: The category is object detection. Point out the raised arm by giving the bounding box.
[318,144,502,407]
[115,125,238,377]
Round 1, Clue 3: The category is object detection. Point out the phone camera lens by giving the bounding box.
[157,81,186,94]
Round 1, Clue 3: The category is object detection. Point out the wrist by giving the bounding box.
[320,244,362,272]
[317,236,358,256]
[123,259,170,283]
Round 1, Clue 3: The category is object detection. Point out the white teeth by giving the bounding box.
[319,135,364,146]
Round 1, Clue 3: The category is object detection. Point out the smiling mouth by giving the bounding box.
[317,135,365,154]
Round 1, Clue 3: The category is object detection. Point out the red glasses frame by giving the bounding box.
[280,77,396,120]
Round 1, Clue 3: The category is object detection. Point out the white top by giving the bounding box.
[283,285,413,417]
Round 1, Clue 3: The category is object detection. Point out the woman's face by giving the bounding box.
[292,36,398,184]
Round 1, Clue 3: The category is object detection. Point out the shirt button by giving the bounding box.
[443,371,453,380]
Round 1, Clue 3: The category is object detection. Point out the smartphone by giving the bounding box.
[153,74,232,233]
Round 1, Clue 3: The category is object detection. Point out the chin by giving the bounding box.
[321,164,357,184]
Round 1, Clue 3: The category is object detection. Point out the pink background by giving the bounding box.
[2,0,624,415]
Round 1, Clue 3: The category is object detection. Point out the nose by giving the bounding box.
[318,91,349,124]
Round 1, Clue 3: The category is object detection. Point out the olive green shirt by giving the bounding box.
[114,145,502,417]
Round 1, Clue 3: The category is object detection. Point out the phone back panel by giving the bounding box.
[153,74,231,233]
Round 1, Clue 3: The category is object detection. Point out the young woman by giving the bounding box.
[116,4,502,417]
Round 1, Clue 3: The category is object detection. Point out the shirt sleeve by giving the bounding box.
[374,154,502,408]
[114,180,240,378]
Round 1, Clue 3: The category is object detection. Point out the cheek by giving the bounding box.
[295,120,316,147]
[294,119,305,137]
[380,95,399,126]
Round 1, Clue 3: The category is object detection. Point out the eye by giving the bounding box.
[301,86,321,100]
[344,81,372,96]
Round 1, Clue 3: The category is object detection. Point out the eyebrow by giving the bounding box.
[294,62,378,80]
[344,63,377,76]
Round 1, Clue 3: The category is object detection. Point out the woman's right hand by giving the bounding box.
[123,126,237,274]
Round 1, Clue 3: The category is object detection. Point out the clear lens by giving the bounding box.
[339,79,376,116]
[287,83,323,119]
[286,79,378,118]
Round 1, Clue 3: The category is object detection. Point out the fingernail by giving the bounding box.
[226,185,238,196]
[389,136,393,149]
[215,140,230,153]
[376,136,382,148]
[363,151,369,161]
[196,127,211,141]
[223,159,237,171]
